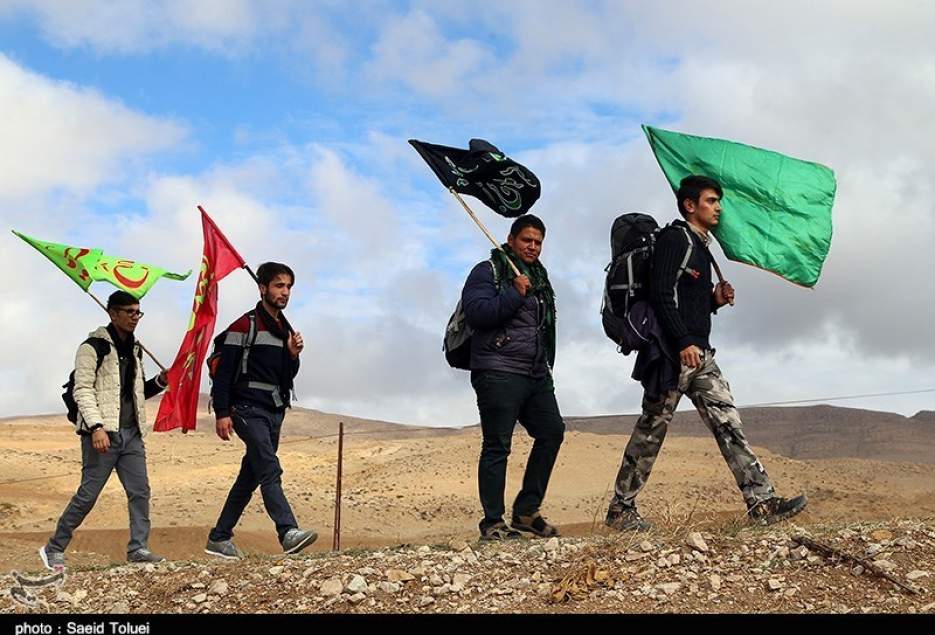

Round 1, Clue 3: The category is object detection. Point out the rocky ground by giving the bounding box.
[3,518,934,614]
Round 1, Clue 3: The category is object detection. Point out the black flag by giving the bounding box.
[409,138,540,217]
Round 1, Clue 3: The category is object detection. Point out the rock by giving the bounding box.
[448,539,469,552]
[268,566,285,576]
[686,533,708,553]
[866,544,884,556]
[348,593,366,604]
[417,546,432,555]
[766,579,783,591]
[536,583,552,597]
[453,573,472,587]
[143,564,156,573]
[208,580,228,595]
[543,537,560,552]
[667,553,681,566]
[870,529,893,542]
[109,600,131,613]
[656,557,669,569]
[419,595,435,607]
[346,575,368,594]
[921,602,935,613]
[320,577,344,597]
[784,588,797,598]
[625,552,652,562]
[872,559,896,572]
[791,546,810,561]
[377,581,401,594]
[657,582,681,595]
[386,569,416,583]
[191,582,206,589]
[806,556,821,564]
[639,541,654,553]
[852,565,865,576]
[709,574,722,591]
[192,593,208,604]
[773,546,790,559]
[907,570,929,581]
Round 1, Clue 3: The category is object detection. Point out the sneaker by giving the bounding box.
[281,528,318,555]
[204,539,244,560]
[511,512,560,538]
[479,520,522,541]
[39,545,66,572]
[605,507,653,532]
[748,494,808,526]
[127,548,166,563]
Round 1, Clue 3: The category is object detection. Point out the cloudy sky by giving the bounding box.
[1,1,932,425]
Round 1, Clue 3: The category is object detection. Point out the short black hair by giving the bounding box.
[256,262,295,287]
[106,290,139,310]
[677,175,723,216]
[508,214,546,238]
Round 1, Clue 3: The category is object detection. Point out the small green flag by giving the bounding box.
[643,125,836,287]
[14,230,191,299]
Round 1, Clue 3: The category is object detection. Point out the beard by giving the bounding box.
[263,291,287,308]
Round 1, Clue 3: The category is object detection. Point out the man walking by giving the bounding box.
[205,262,316,559]
[40,291,167,571]
[462,214,565,540]
[606,175,807,531]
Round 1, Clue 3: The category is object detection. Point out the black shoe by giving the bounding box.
[511,512,560,538]
[605,507,652,532]
[748,494,808,526]
[479,520,522,541]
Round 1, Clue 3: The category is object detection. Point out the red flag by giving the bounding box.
[154,207,245,432]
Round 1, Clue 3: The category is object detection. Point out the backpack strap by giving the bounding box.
[672,226,695,309]
[85,337,111,373]
[239,311,258,378]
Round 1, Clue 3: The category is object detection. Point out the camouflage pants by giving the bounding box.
[609,350,775,511]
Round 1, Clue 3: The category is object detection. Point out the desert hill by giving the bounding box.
[566,405,935,464]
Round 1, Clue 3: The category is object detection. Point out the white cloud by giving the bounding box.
[0,54,185,203]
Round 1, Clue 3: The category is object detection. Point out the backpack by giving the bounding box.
[444,260,500,370]
[62,337,111,424]
[206,311,258,383]
[601,214,698,354]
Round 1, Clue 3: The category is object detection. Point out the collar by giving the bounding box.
[685,221,711,247]
[255,302,289,338]
[106,323,135,356]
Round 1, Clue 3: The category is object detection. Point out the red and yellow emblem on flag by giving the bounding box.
[154,207,245,432]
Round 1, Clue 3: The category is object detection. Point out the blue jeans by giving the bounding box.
[209,403,298,543]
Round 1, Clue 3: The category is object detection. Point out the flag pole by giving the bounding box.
[86,290,167,372]
[448,188,522,278]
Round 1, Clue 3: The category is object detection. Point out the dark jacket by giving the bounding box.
[650,220,718,352]
[461,260,550,377]
[628,301,679,400]
[211,302,300,418]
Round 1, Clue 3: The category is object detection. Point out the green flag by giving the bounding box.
[643,125,836,287]
[14,230,191,299]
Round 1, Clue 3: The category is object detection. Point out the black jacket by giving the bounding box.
[211,303,300,418]
[461,260,550,377]
[650,220,718,352]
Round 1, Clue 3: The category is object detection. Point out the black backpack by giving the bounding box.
[62,337,111,424]
[444,260,500,370]
[601,213,663,354]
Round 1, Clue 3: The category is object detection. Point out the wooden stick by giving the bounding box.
[448,188,522,278]
[87,290,166,372]
[792,535,921,595]
[333,421,344,552]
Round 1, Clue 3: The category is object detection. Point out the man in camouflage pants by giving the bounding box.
[606,176,807,531]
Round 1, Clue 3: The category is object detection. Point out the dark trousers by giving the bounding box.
[209,404,298,543]
[48,426,151,555]
[471,370,565,527]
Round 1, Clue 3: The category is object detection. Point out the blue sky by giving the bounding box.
[1,1,933,423]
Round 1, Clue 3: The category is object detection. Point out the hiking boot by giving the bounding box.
[748,494,808,526]
[204,539,244,560]
[281,528,318,555]
[511,512,560,538]
[127,548,166,564]
[605,507,653,532]
[479,520,522,541]
[38,545,65,572]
